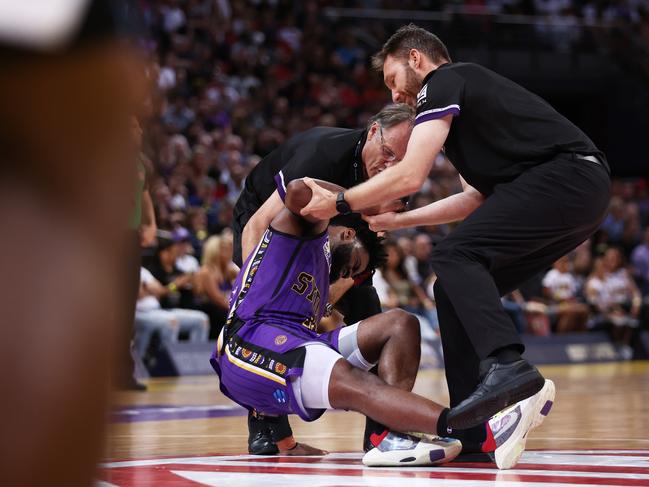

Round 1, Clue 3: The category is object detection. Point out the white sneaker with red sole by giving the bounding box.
[483,379,555,469]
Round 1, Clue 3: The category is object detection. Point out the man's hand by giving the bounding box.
[361,198,406,216]
[300,178,338,220]
[363,212,401,232]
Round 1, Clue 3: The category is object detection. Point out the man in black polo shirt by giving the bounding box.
[301,24,610,461]
[232,103,414,455]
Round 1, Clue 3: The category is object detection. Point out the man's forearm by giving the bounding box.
[345,119,449,211]
[394,190,484,228]
[345,161,422,212]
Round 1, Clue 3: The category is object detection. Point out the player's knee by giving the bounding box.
[389,309,420,343]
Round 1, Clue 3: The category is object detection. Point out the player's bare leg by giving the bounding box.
[355,308,421,392]
[326,309,461,466]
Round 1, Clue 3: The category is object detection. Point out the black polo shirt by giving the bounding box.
[233,127,367,230]
[415,62,606,195]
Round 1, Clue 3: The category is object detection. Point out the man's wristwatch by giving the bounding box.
[336,192,352,215]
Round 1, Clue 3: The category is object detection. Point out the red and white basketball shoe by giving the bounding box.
[482,379,555,469]
[362,431,462,467]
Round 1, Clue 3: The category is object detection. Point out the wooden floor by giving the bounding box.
[101,361,649,486]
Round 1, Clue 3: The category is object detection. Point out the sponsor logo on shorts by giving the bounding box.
[241,348,252,359]
[275,363,287,375]
[274,335,287,345]
[273,388,287,404]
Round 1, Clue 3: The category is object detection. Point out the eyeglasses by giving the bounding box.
[378,125,397,162]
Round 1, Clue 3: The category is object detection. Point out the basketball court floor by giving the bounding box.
[100,361,649,486]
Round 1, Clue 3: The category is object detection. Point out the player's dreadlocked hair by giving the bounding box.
[330,214,387,273]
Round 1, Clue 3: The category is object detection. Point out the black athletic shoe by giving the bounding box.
[247,411,279,455]
[447,358,545,430]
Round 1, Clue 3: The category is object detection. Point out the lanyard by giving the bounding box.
[353,131,365,184]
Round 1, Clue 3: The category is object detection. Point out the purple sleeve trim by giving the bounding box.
[414,107,460,126]
[274,172,287,202]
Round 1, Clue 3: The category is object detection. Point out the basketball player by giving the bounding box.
[301,24,609,434]
[233,103,414,454]
[211,176,556,468]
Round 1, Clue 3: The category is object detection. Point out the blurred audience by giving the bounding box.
[135,267,209,362]
[132,0,649,366]
[375,240,438,332]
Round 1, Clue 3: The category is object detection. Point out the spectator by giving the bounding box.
[174,227,200,274]
[375,241,438,331]
[147,233,194,309]
[408,233,436,288]
[134,268,178,361]
[631,227,649,295]
[134,267,209,361]
[586,249,641,359]
[193,233,239,338]
[542,255,590,333]
[502,291,529,334]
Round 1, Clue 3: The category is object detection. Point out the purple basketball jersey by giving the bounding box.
[230,226,331,332]
[210,226,340,421]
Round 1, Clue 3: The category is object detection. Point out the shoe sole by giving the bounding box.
[362,437,462,467]
[493,379,555,470]
[448,371,545,430]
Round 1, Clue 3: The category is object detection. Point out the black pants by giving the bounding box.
[432,155,611,406]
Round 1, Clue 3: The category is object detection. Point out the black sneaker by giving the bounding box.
[447,358,545,430]
[247,411,279,455]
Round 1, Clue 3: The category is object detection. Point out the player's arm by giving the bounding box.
[242,190,284,262]
[300,117,451,219]
[272,178,346,236]
[364,175,485,232]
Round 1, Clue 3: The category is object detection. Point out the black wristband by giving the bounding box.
[336,192,352,215]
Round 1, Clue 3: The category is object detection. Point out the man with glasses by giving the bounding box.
[232,103,414,455]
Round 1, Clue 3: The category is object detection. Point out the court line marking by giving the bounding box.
[170,470,630,487]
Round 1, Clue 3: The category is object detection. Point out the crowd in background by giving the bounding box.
[132,0,649,363]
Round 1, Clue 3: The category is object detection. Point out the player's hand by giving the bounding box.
[363,211,401,232]
[300,178,338,220]
[282,442,329,456]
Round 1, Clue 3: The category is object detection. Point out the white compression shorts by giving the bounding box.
[290,321,377,411]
